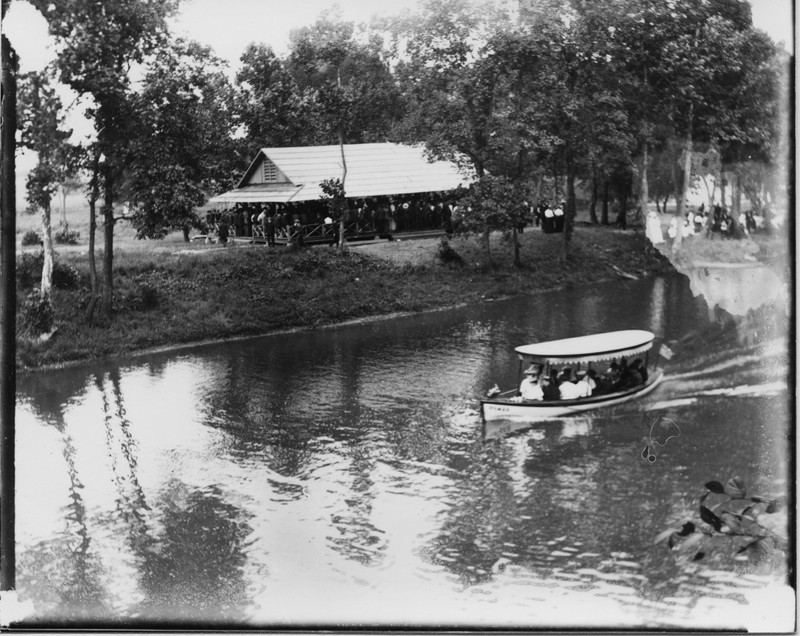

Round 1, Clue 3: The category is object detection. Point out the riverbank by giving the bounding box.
[16,225,674,370]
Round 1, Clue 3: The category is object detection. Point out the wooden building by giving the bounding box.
[208,143,471,244]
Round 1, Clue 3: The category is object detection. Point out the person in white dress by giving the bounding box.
[519,368,544,401]
[646,210,664,244]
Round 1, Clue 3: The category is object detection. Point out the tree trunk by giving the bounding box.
[552,161,561,202]
[616,178,628,230]
[40,201,54,302]
[675,108,693,251]
[601,180,610,225]
[533,172,543,208]
[720,171,727,209]
[732,170,741,219]
[639,143,649,222]
[1,29,18,594]
[85,196,99,325]
[561,156,577,263]
[60,186,67,226]
[88,154,99,300]
[337,128,347,251]
[101,167,114,319]
[589,171,598,224]
[512,223,520,268]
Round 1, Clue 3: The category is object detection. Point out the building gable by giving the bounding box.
[238,151,291,187]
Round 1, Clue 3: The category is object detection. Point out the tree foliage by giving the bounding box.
[235,44,314,147]
[286,9,403,145]
[126,40,241,240]
[16,67,76,327]
[31,0,178,319]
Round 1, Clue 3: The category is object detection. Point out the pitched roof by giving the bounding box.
[209,142,470,205]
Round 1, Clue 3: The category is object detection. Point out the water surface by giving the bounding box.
[15,272,792,629]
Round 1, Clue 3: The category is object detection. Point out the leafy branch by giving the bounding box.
[655,477,787,567]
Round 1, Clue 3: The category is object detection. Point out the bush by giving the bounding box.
[19,292,54,336]
[16,251,80,290]
[137,284,160,311]
[53,261,79,289]
[21,230,42,247]
[436,237,464,267]
[17,252,43,289]
[54,226,80,245]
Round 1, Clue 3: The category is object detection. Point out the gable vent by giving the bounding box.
[261,158,278,182]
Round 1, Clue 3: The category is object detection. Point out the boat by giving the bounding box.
[480,330,665,422]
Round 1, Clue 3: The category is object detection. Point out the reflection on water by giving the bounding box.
[14,273,792,629]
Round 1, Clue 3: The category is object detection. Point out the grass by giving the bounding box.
[15,222,677,370]
[16,195,788,371]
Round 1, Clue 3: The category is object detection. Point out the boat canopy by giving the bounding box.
[514,330,655,365]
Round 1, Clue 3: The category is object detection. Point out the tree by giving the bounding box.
[458,176,528,267]
[286,9,403,249]
[30,0,178,319]
[630,0,771,249]
[388,0,542,264]
[515,0,633,256]
[17,68,74,321]
[126,40,241,241]
[234,44,317,148]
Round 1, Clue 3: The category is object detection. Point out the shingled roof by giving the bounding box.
[209,143,470,205]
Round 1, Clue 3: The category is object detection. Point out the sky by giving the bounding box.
[2,0,794,172]
[4,0,793,77]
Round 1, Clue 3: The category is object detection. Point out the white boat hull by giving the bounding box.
[480,371,663,422]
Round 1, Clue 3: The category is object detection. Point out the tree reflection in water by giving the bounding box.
[17,382,112,622]
[131,482,253,622]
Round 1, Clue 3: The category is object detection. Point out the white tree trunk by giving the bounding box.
[40,203,54,301]
[639,142,649,220]
[675,124,692,251]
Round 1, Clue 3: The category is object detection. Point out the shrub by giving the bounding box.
[21,230,42,247]
[53,261,79,289]
[137,284,160,311]
[19,292,54,336]
[436,237,464,267]
[16,251,80,290]
[17,252,44,289]
[54,226,80,245]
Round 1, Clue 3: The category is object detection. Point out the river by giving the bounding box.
[13,269,792,629]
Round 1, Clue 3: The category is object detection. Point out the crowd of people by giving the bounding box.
[648,202,764,246]
[514,357,649,402]
[202,191,466,245]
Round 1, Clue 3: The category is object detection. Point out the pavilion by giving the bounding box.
[209,142,470,206]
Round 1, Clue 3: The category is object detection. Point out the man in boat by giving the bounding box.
[519,366,544,401]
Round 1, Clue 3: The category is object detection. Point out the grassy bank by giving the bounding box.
[16,225,674,370]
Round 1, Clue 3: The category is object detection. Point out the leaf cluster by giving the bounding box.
[655,477,788,569]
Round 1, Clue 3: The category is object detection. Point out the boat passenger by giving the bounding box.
[586,368,599,393]
[575,370,594,397]
[519,370,543,401]
[617,359,643,390]
[596,362,620,394]
[630,358,648,383]
[541,376,559,401]
[558,369,582,400]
